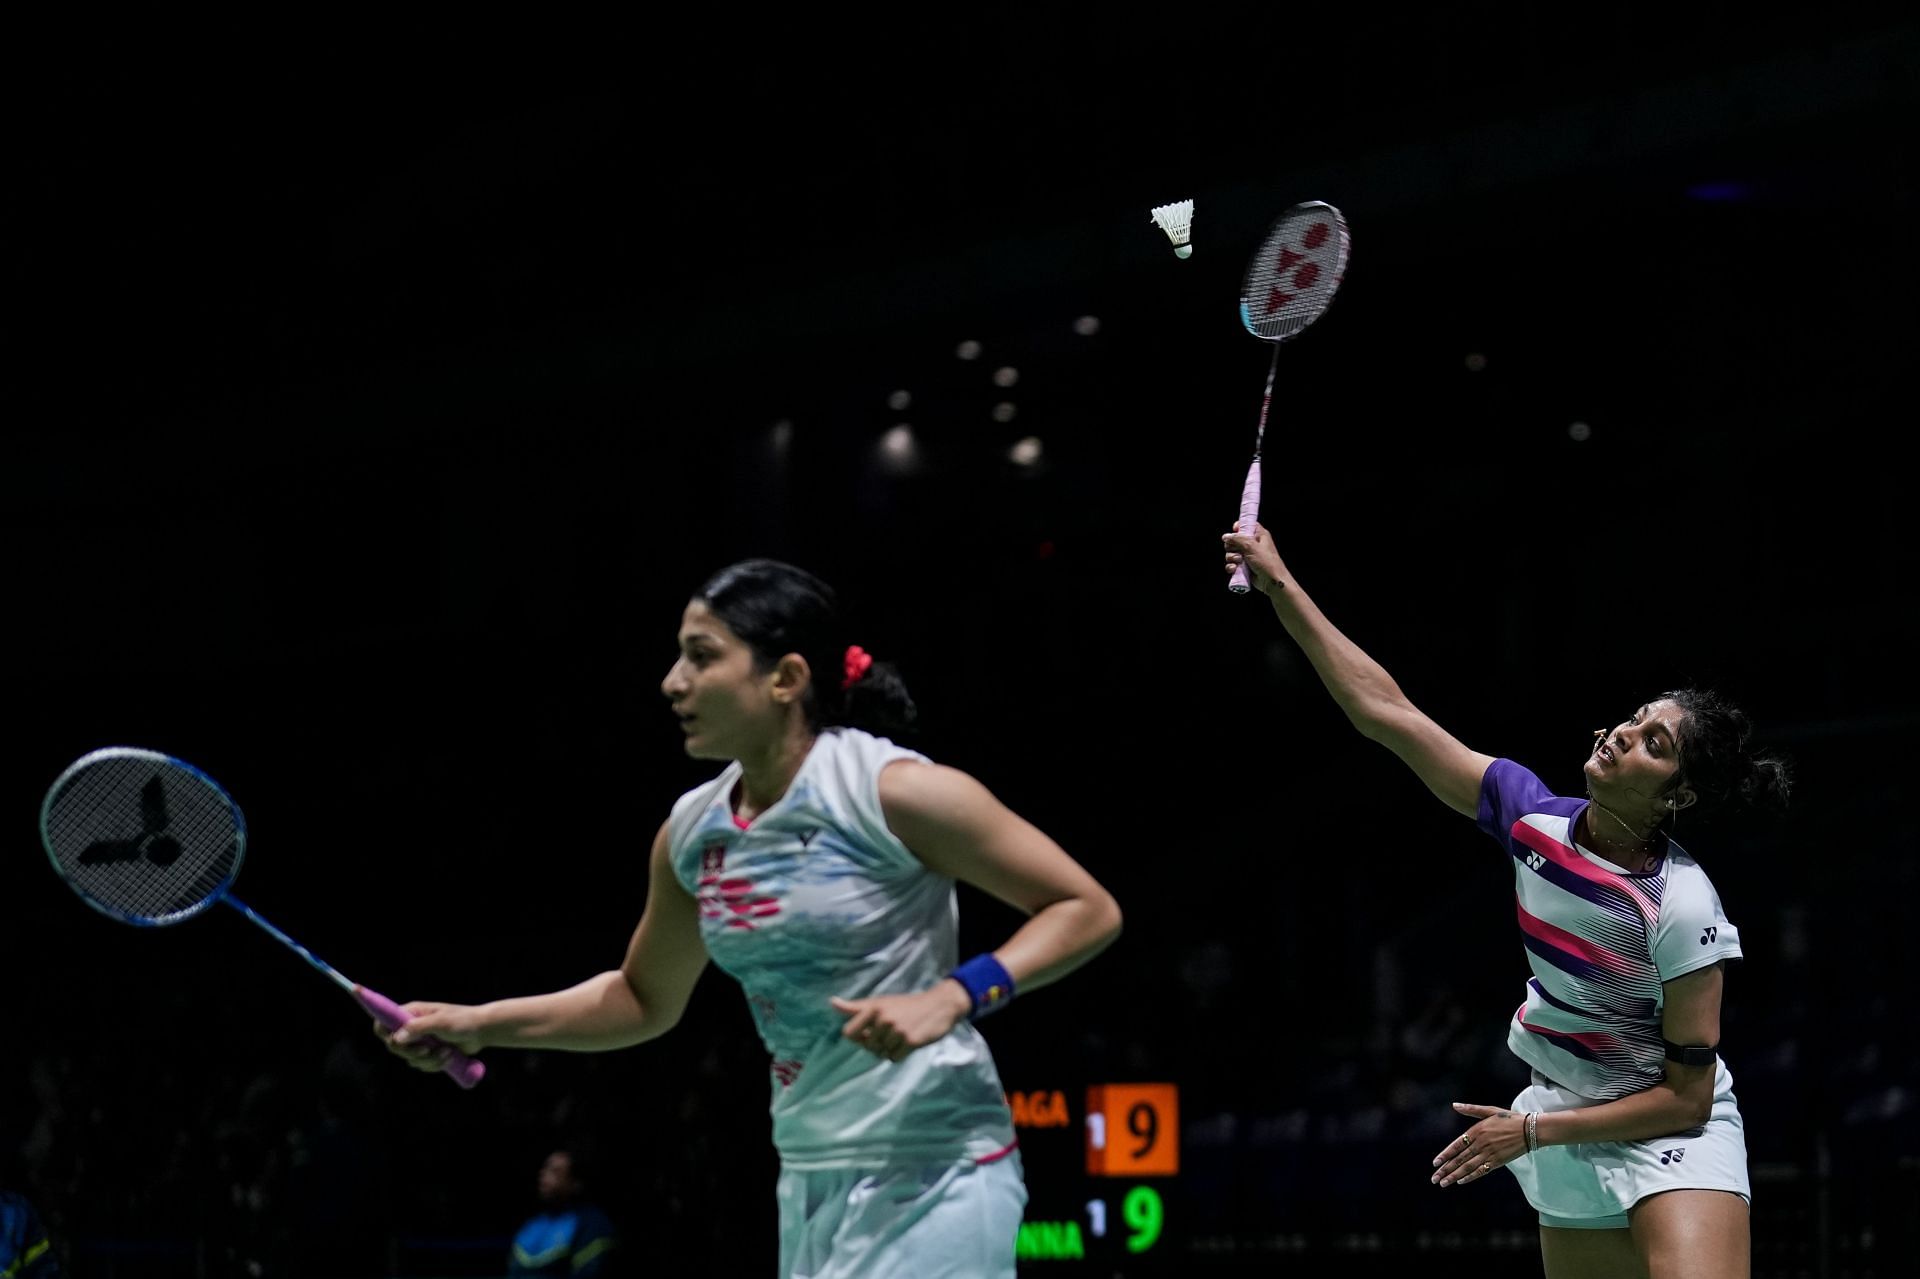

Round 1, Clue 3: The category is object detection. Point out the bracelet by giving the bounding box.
[950,953,1016,1019]
[1524,1111,1540,1154]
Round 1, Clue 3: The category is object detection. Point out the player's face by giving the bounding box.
[537,1152,574,1203]
[662,601,782,760]
[1583,698,1688,811]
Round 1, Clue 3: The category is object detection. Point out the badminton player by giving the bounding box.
[380,559,1122,1278]
[1224,521,1789,1279]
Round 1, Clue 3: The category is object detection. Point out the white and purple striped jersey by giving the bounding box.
[667,728,1016,1171]
[1477,759,1742,1101]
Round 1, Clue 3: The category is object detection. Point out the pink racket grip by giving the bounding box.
[355,985,486,1089]
[1228,458,1263,594]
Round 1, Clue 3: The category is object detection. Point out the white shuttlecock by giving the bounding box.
[1149,199,1195,258]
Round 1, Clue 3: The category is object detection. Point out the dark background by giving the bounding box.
[4,12,1916,1277]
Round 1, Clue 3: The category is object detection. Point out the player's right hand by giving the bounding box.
[1223,520,1287,593]
[375,1001,486,1070]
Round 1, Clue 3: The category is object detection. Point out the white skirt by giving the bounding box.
[1505,1058,1751,1229]
[776,1150,1027,1278]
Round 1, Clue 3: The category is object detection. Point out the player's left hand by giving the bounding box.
[1431,1102,1528,1187]
[830,982,971,1062]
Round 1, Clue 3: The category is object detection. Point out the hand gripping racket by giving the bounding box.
[1227,201,1351,593]
[39,746,485,1089]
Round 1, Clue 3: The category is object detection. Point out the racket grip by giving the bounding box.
[355,985,486,1089]
[1228,458,1262,594]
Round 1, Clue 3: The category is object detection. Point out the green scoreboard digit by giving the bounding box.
[1007,1083,1179,1267]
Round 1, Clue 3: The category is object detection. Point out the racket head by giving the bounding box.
[40,747,246,927]
[1239,201,1351,342]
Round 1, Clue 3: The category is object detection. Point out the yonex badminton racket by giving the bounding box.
[1228,201,1351,593]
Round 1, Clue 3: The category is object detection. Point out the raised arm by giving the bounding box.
[384,821,709,1063]
[1225,520,1494,817]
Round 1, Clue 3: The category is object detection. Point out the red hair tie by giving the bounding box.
[842,645,873,690]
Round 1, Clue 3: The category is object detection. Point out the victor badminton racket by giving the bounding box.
[39,746,485,1089]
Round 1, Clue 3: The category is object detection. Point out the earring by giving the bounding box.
[1593,729,1604,738]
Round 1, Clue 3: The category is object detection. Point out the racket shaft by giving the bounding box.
[225,897,484,1089]
[355,986,487,1090]
[225,896,355,993]
[1228,346,1280,595]
[1228,458,1262,593]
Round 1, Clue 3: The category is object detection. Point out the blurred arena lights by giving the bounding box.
[880,424,918,468]
[1464,352,1488,372]
[993,366,1020,388]
[771,419,794,455]
[1010,436,1043,466]
[1568,421,1593,442]
[955,339,983,361]
[887,389,912,411]
[992,402,1018,423]
[1073,315,1101,336]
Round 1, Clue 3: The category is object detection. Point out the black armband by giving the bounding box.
[1663,1039,1718,1067]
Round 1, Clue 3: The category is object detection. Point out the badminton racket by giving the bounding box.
[39,746,485,1089]
[1228,201,1351,593]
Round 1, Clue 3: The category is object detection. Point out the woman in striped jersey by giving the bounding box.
[1225,520,1790,1279]
[380,559,1123,1279]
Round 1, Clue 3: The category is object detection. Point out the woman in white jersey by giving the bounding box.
[379,559,1123,1278]
[1223,522,1790,1279]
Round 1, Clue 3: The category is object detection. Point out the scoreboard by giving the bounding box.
[1007,1081,1179,1269]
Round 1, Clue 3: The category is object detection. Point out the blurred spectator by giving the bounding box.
[508,1147,618,1277]
[0,1187,59,1278]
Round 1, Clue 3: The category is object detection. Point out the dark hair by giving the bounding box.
[696,559,918,739]
[1661,687,1793,817]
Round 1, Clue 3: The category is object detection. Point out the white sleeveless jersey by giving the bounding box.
[667,728,1016,1170]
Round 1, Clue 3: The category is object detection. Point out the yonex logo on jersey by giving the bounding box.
[700,844,726,874]
[1659,1148,1686,1165]
[797,829,819,848]
[1700,926,1717,945]
[1525,852,1546,871]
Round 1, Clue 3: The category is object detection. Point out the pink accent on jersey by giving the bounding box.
[974,1139,1020,1166]
[1511,821,1661,924]
[1516,1013,1622,1058]
[1515,901,1636,977]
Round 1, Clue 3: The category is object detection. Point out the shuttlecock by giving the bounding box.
[1150,199,1194,258]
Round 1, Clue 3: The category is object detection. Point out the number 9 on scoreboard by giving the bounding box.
[1085,1083,1179,1177]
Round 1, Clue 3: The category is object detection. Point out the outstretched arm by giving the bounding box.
[1225,520,1494,816]
[382,821,709,1063]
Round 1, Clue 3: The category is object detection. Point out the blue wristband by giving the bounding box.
[951,953,1016,1019]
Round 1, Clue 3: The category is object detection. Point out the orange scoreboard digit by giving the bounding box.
[1084,1082,1179,1177]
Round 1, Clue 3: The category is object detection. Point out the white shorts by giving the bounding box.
[1504,1059,1751,1229]
[775,1151,1027,1278]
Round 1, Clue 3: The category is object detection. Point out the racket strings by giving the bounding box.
[45,756,241,922]
[1241,205,1349,343]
